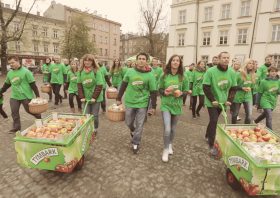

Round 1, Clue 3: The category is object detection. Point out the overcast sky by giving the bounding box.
[3,0,172,33]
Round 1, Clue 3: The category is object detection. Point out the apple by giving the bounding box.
[254,127,261,132]
[237,134,243,140]
[249,136,257,142]
[261,130,268,135]
[269,138,277,143]
[262,134,271,142]
[243,137,250,142]
[248,130,254,135]
[257,137,264,142]
[230,133,237,139]
[242,130,250,137]
[255,132,262,137]
[173,89,182,97]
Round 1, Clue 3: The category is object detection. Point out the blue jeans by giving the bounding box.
[231,102,252,124]
[162,111,179,149]
[255,108,273,130]
[125,107,147,145]
[84,102,100,130]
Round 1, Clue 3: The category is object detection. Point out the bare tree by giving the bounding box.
[0,0,38,75]
[139,0,168,57]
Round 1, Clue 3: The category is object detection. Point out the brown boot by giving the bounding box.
[71,108,75,113]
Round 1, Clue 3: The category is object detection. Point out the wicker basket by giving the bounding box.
[41,84,52,93]
[106,109,125,122]
[106,90,118,99]
[29,103,48,114]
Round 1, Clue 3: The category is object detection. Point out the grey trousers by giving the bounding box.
[10,98,41,130]
[255,108,273,130]
[162,111,179,149]
[125,107,147,145]
[84,102,100,130]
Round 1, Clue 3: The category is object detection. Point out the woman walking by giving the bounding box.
[159,55,191,162]
[42,57,52,101]
[110,58,126,90]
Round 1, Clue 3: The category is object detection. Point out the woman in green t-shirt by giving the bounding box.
[110,58,126,89]
[65,60,81,113]
[254,66,280,129]
[77,54,103,135]
[41,57,52,101]
[231,59,256,124]
[190,61,206,119]
[159,55,191,162]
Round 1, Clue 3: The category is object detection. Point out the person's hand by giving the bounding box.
[148,109,155,116]
[164,89,172,95]
[81,98,86,102]
[91,98,96,103]
[225,101,232,106]
[173,90,182,98]
[187,90,192,95]
[212,101,219,107]
[116,100,122,106]
[242,87,251,92]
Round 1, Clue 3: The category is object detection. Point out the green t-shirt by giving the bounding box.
[49,63,65,85]
[123,68,156,108]
[191,70,205,96]
[42,64,51,83]
[5,66,35,100]
[77,70,103,102]
[159,74,189,115]
[110,67,126,88]
[253,73,260,94]
[67,71,79,94]
[152,66,163,87]
[233,73,254,103]
[64,64,70,75]
[100,66,108,89]
[202,66,237,108]
[259,78,280,109]
[257,64,269,82]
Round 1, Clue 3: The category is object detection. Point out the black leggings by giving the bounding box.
[69,93,82,109]
[101,89,106,112]
[51,83,62,105]
[0,104,8,118]
[192,95,204,116]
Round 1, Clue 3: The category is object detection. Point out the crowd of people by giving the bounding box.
[0,52,279,162]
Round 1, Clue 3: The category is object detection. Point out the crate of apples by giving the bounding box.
[227,126,278,143]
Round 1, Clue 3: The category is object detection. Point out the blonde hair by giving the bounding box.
[240,58,256,83]
[80,54,99,72]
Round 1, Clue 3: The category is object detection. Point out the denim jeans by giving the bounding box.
[231,102,252,124]
[84,102,100,130]
[162,111,179,149]
[206,107,222,148]
[125,107,147,145]
[255,108,273,129]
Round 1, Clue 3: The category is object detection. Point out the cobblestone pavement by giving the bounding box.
[0,75,280,198]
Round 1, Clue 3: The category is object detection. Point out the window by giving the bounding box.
[178,33,185,46]
[272,24,280,41]
[237,29,248,44]
[240,0,251,17]
[53,30,58,39]
[204,7,213,21]
[32,25,38,37]
[178,10,186,24]
[221,4,231,19]
[276,0,280,11]
[105,49,108,56]
[201,55,209,64]
[105,37,108,44]
[203,32,211,46]
[272,55,280,68]
[100,48,103,56]
[14,23,20,32]
[53,44,58,53]
[219,30,228,45]
[42,27,48,37]
[33,42,39,52]
[93,34,96,42]
[15,41,20,52]
[114,38,117,45]
[44,43,48,53]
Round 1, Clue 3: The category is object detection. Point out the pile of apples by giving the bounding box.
[227,126,278,143]
[25,118,80,140]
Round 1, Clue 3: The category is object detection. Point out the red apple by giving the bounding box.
[262,134,271,142]
[255,131,262,137]
[261,130,268,135]
[254,127,261,132]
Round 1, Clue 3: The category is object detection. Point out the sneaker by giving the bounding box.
[237,116,241,121]
[162,149,169,162]
[132,144,139,154]
[168,144,173,155]
[210,147,218,157]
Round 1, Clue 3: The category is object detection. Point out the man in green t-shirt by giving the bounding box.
[117,52,157,154]
[202,52,237,157]
[0,56,41,133]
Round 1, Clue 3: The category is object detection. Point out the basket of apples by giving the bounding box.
[29,98,48,114]
[107,104,125,121]
[41,84,52,93]
[106,87,118,99]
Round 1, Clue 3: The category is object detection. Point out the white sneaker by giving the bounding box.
[168,144,173,155]
[237,116,241,121]
[162,149,169,162]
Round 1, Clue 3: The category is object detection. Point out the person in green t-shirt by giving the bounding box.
[65,60,81,113]
[158,55,191,162]
[0,56,41,133]
[41,57,52,101]
[98,62,112,113]
[257,55,273,82]
[183,63,194,109]
[63,59,70,99]
[77,54,103,135]
[190,60,206,119]
[116,52,157,154]
[109,58,126,90]
[49,55,66,106]
[0,88,8,118]
[231,59,256,124]
[254,66,280,130]
[202,52,237,157]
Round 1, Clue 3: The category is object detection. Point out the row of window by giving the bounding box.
[99,48,117,56]
[92,23,119,34]
[177,24,280,46]
[92,34,117,45]
[14,41,59,54]
[29,25,59,39]
[178,0,280,24]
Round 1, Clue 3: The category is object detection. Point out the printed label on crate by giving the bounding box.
[228,156,249,171]
[30,148,59,165]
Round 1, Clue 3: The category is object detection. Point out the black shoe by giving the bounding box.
[8,128,20,133]
[59,96,62,104]
[192,115,196,119]
[132,144,139,154]
[196,112,200,117]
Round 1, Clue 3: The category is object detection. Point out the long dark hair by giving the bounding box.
[45,57,51,65]
[110,58,121,73]
[163,55,184,81]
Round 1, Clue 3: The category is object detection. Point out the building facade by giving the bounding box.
[167,0,280,67]
[43,0,121,66]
